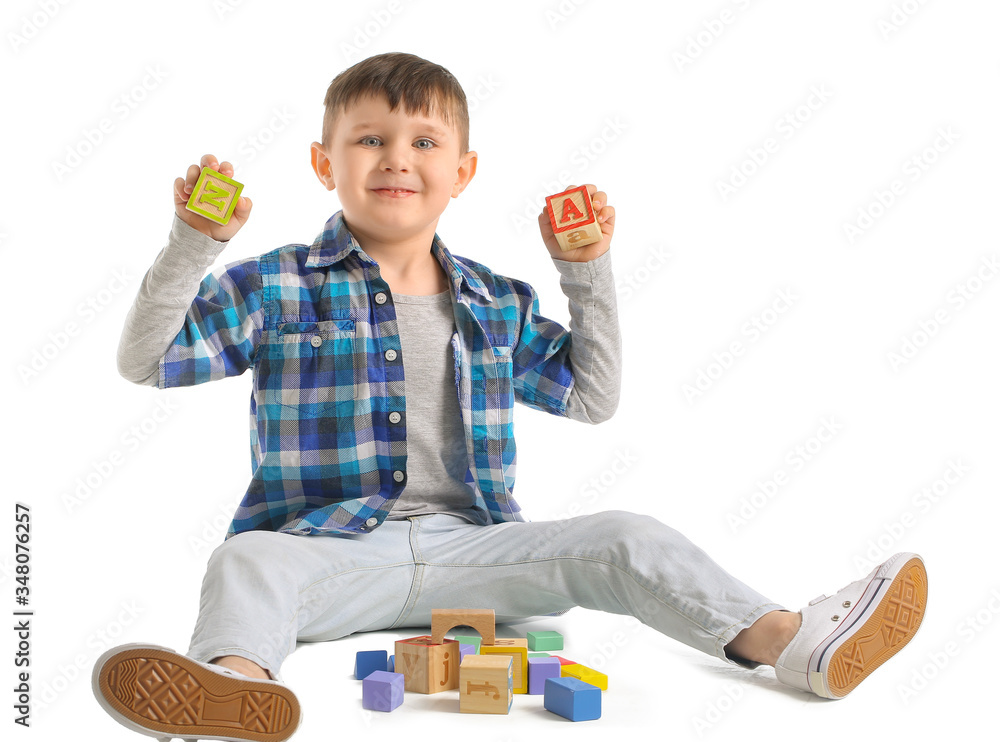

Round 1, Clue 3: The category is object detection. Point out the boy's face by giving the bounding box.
[310,95,476,249]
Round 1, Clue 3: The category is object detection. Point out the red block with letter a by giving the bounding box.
[545,185,603,251]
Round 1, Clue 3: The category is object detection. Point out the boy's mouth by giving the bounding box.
[372,187,416,198]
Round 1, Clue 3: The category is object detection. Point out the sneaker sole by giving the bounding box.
[814,554,928,698]
[94,645,300,742]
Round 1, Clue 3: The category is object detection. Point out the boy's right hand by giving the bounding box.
[174,154,252,241]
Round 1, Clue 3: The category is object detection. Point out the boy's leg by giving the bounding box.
[396,512,925,698]
[188,523,418,676]
[394,511,781,665]
[94,521,417,740]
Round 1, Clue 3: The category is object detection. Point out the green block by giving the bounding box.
[527,631,564,652]
[454,635,481,653]
[185,167,243,225]
[528,652,552,658]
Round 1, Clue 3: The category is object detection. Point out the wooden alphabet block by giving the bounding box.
[394,636,459,694]
[481,643,528,694]
[491,638,527,648]
[562,662,608,691]
[430,608,496,646]
[185,166,243,225]
[544,677,601,722]
[545,185,602,251]
[527,630,564,651]
[459,654,513,715]
[361,671,404,712]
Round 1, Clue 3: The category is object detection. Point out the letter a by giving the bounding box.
[560,197,584,223]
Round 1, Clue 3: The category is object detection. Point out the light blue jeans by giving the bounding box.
[188,511,783,675]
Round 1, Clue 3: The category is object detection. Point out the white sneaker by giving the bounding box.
[775,553,928,699]
[92,643,301,741]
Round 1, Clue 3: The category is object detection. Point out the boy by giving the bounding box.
[93,53,927,741]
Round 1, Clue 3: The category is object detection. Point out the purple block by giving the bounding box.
[528,656,562,695]
[362,670,404,712]
[459,643,476,664]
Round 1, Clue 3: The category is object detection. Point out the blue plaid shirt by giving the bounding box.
[160,212,576,537]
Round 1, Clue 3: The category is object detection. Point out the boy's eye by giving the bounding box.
[360,136,381,147]
[413,138,436,150]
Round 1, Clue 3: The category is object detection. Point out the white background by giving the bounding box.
[4,0,998,739]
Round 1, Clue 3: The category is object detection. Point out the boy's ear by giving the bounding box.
[451,150,478,198]
[310,141,336,191]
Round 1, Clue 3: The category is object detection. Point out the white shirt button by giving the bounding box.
[388,411,401,424]
[365,517,378,528]
[384,349,397,362]
[309,335,322,348]
[393,470,405,483]
[375,292,387,305]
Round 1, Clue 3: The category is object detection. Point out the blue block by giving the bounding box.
[362,670,404,712]
[544,677,601,721]
[528,656,561,695]
[387,654,395,673]
[355,650,388,680]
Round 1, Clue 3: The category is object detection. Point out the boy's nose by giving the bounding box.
[379,144,411,172]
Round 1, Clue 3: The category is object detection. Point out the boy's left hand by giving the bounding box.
[537,184,615,262]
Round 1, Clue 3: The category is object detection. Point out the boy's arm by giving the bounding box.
[118,155,258,387]
[117,216,231,385]
[552,250,621,424]
[513,184,620,424]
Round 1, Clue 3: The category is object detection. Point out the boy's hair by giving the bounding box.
[321,52,470,153]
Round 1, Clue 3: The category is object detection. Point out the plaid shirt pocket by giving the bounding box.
[257,318,357,419]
